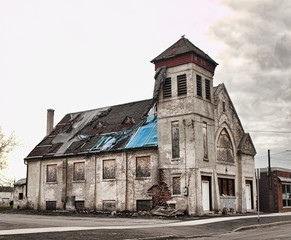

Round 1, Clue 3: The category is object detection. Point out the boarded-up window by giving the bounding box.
[137,200,152,211]
[46,201,56,210]
[75,201,85,212]
[177,74,187,96]
[205,79,211,100]
[196,75,202,97]
[163,78,172,98]
[218,178,235,196]
[172,121,180,158]
[47,164,57,182]
[136,156,150,178]
[103,201,116,211]
[173,177,181,195]
[203,122,208,159]
[103,159,116,180]
[217,129,234,163]
[73,162,85,181]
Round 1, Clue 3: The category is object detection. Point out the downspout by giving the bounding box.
[183,119,188,212]
[37,161,42,211]
[25,160,28,208]
[124,151,128,211]
[65,158,68,209]
[94,155,97,211]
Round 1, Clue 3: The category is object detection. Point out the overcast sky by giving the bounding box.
[1,0,290,181]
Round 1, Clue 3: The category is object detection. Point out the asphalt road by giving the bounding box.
[0,212,291,239]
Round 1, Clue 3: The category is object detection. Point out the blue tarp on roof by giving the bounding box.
[126,115,157,149]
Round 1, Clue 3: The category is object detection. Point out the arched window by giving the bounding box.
[217,129,234,163]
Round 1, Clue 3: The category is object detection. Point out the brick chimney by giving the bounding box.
[47,109,55,136]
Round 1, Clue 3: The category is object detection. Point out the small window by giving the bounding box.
[46,201,56,210]
[103,201,116,211]
[136,156,151,178]
[196,75,202,97]
[173,176,181,195]
[75,201,85,212]
[205,79,211,100]
[73,162,85,181]
[103,159,116,180]
[282,184,291,207]
[222,101,226,112]
[47,164,57,182]
[163,78,172,98]
[19,193,23,200]
[203,122,208,159]
[136,200,152,211]
[177,74,187,96]
[218,178,235,196]
[171,121,180,158]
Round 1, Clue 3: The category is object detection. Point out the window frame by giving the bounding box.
[177,74,187,96]
[136,156,151,178]
[103,159,116,180]
[73,162,85,182]
[282,183,291,208]
[205,79,211,100]
[196,75,202,97]
[171,121,180,159]
[46,164,57,183]
[218,178,235,196]
[163,77,172,99]
[172,176,181,196]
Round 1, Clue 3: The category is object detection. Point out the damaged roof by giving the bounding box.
[26,99,157,160]
[151,36,218,65]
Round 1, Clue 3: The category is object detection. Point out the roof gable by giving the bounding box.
[238,133,256,156]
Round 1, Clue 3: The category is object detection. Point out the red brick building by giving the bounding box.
[259,167,291,212]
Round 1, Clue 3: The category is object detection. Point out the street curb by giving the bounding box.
[233,220,291,232]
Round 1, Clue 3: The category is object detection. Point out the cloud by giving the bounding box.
[208,0,291,167]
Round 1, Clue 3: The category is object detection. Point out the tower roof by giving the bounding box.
[151,36,218,65]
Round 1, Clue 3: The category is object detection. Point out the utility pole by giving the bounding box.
[268,149,272,189]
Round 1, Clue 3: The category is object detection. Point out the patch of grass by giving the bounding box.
[0,206,13,211]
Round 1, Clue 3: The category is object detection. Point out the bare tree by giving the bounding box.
[0,126,20,186]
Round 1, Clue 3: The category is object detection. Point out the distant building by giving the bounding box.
[259,167,291,212]
[13,178,27,209]
[0,186,13,207]
[24,37,256,215]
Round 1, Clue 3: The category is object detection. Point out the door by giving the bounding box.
[245,184,252,210]
[202,180,210,211]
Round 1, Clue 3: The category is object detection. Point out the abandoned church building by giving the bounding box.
[25,37,256,215]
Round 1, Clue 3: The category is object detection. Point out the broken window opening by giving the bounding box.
[177,74,187,96]
[218,178,235,196]
[136,200,152,211]
[73,162,85,181]
[163,78,172,98]
[196,75,202,97]
[172,176,181,195]
[19,193,23,200]
[46,201,56,210]
[136,156,151,178]
[103,201,116,211]
[47,164,57,182]
[171,121,180,158]
[205,79,211,100]
[75,200,85,212]
[103,159,116,180]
